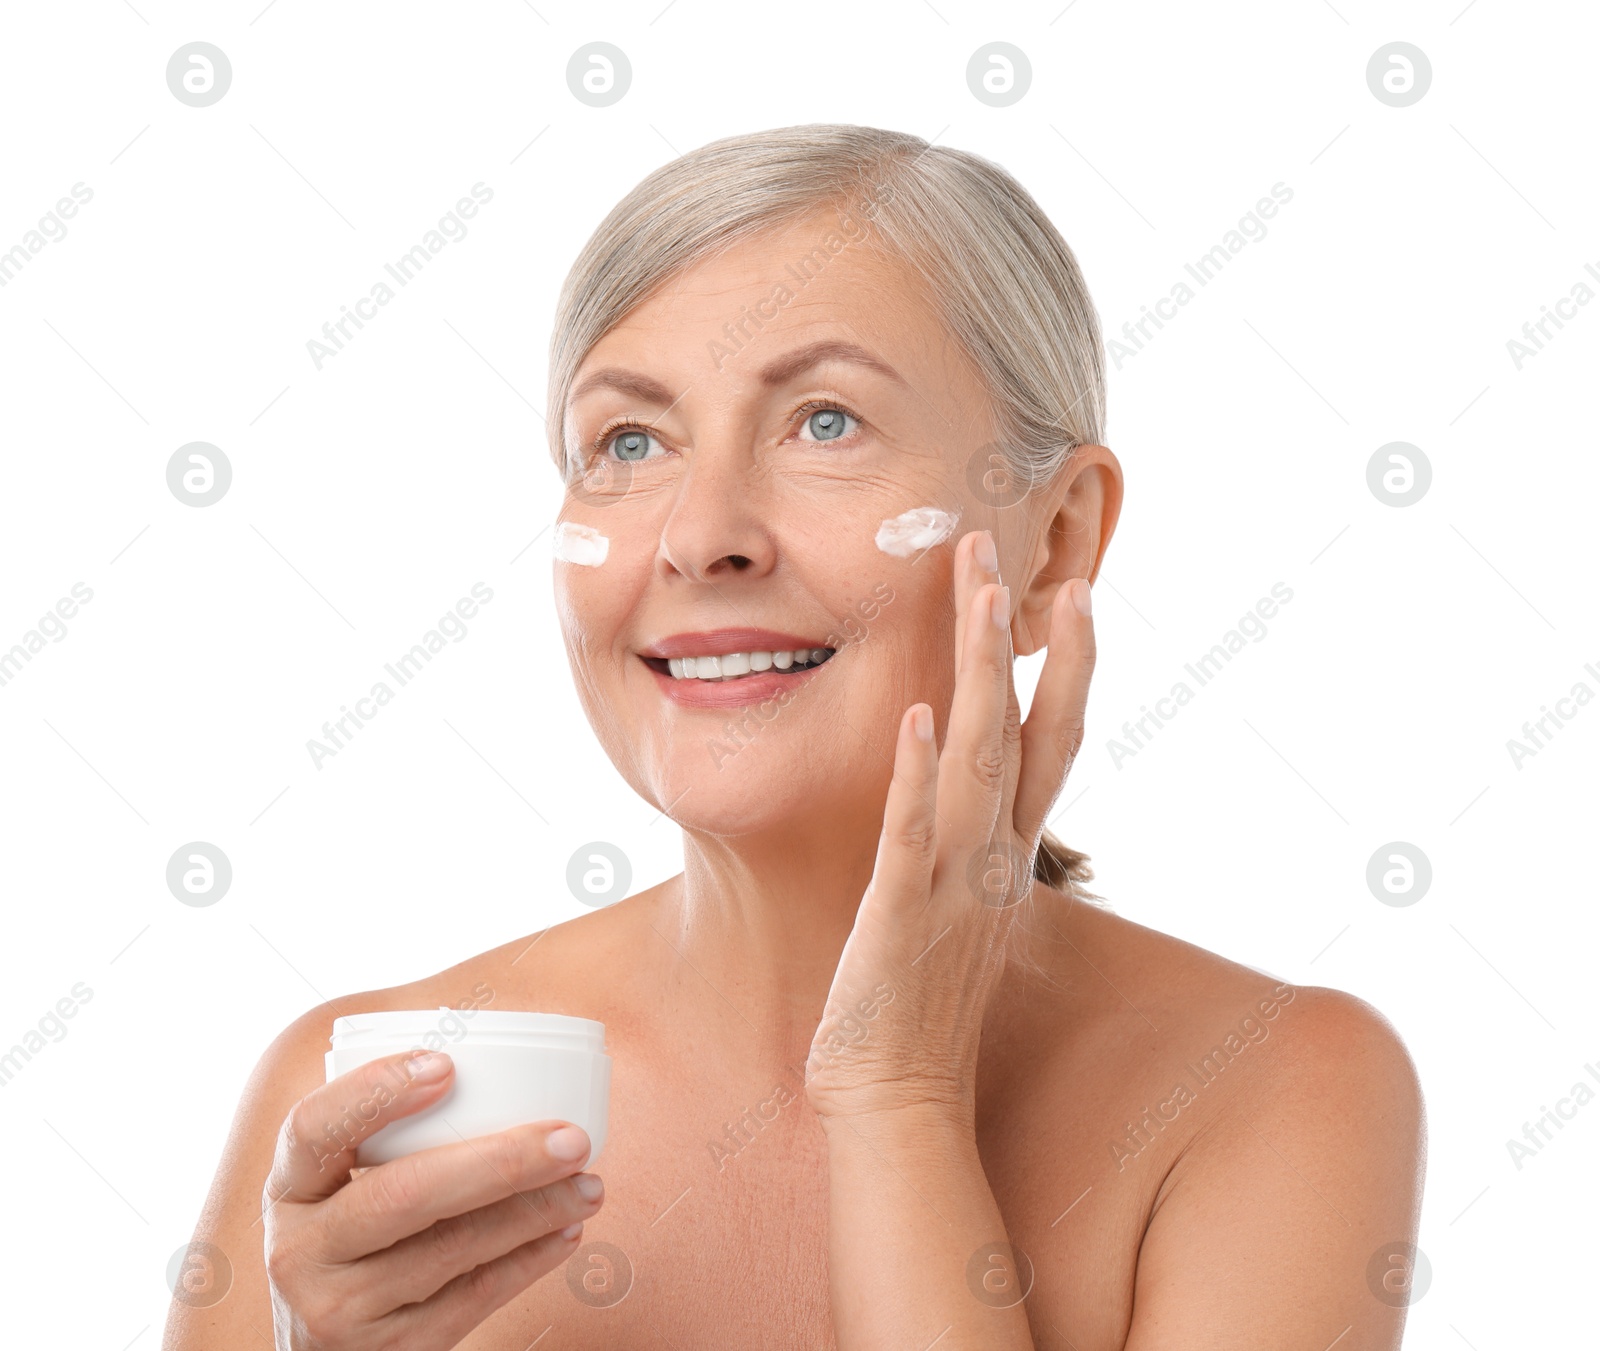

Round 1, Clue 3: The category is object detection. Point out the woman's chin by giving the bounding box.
[637,687,834,779]
[646,756,870,842]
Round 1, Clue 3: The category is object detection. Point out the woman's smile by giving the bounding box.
[637,627,839,708]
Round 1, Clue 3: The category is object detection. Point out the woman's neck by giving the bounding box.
[655,821,880,1069]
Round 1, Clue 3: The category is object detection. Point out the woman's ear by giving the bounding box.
[1012,444,1124,657]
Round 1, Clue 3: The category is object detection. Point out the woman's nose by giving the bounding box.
[654,444,776,584]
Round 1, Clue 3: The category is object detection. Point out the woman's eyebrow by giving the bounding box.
[569,368,680,407]
[755,339,909,390]
[569,340,909,408]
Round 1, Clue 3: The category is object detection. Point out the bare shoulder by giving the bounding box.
[1030,894,1427,1350]
[1035,891,1423,1098]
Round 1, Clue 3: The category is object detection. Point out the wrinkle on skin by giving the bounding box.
[551,209,1121,1067]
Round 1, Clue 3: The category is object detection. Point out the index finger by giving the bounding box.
[936,578,1013,858]
[952,530,999,679]
[266,1049,456,1208]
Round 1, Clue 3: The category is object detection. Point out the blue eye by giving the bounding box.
[605,429,660,462]
[799,406,858,442]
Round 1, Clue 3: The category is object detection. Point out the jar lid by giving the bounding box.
[328,1007,606,1051]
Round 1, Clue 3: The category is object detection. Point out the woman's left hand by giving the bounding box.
[804,527,1096,1126]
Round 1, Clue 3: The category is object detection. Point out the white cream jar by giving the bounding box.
[325,1009,611,1168]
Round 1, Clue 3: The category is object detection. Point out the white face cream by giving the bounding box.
[325,1009,612,1167]
[875,506,960,558]
[553,521,610,567]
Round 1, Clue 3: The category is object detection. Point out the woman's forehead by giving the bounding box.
[604,227,932,341]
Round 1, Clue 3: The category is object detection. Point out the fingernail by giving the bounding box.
[912,705,933,742]
[559,1221,584,1240]
[1072,580,1092,617]
[547,1125,590,1161]
[992,585,1010,628]
[975,530,999,574]
[574,1172,604,1201]
[405,1052,451,1084]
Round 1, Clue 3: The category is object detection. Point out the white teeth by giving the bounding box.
[658,648,833,680]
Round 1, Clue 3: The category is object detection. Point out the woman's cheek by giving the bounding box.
[553,566,613,667]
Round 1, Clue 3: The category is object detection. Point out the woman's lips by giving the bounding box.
[642,655,830,709]
[636,627,836,709]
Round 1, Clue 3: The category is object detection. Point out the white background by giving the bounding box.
[1,1,1595,1347]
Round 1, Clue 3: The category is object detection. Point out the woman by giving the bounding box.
[166,124,1426,1350]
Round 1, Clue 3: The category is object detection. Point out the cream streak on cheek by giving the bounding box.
[874,506,960,558]
[553,521,610,567]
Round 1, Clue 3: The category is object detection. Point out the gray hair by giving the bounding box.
[547,123,1104,911]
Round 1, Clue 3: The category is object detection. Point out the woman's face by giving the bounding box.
[554,209,1111,842]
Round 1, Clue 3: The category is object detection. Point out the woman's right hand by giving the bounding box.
[262,1049,603,1350]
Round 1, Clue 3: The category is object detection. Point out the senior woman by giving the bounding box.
[166,124,1425,1351]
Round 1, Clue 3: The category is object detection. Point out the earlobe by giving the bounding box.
[1012,527,1066,657]
[1013,579,1065,656]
